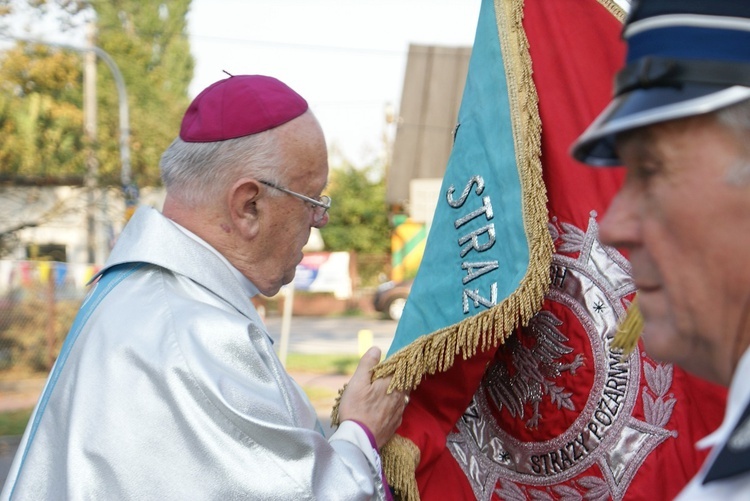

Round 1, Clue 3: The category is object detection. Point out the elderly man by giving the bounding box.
[2,75,407,500]
[572,0,750,498]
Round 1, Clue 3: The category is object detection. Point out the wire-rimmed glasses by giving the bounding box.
[259,180,331,223]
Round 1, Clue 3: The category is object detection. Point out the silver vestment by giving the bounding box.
[1,207,384,500]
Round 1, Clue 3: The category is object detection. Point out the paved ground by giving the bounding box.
[0,315,398,490]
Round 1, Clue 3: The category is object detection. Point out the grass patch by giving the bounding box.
[0,407,32,436]
[284,353,359,375]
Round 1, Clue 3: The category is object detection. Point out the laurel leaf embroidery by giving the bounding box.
[496,480,526,501]
[552,484,583,501]
[577,476,609,501]
[558,221,585,253]
[647,362,674,397]
[655,364,673,397]
[548,222,560,242]
[644,363,657,392]
[653,397,678,428]
[529,488,555,500]
[643,389,656,423]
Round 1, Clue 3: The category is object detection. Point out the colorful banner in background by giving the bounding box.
[378,1,727,500]
[0,260,100,293]
[293,251,352,299]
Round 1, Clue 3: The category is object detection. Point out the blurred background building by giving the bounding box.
[386,44,471,281]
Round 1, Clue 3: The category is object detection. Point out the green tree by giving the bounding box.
[93,0,193,186]
[0,0,193,186]
[321,161,391,255]
[0,44,85,182]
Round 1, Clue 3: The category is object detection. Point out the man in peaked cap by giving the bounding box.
[572,0,750,498]
[1,75,407,500]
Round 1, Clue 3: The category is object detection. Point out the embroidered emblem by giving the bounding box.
[484,310,584,429]
[447,213,677,501]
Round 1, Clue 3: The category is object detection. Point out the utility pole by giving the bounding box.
[83,21,98,264]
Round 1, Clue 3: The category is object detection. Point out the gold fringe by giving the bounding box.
[611,298,643,356]
[330,384,346,426]
[382,435,421,501]
[596,0,626,22]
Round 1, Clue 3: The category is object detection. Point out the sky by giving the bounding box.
[186,0,482,167]
[2,0,632,169]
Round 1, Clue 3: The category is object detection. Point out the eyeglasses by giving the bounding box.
[259,180,331,223]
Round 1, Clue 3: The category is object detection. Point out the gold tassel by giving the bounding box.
[330,384,346,427]
[382,435,421,501]
[611,298,643,356]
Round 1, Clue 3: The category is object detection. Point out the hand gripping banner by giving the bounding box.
[368,0,728,500]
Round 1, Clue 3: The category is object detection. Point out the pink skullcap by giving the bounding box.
[179,74,308,142]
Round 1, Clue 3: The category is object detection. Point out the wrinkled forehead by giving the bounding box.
[614,115,695,157]
[615,112,744,169]
[613,126,669,169]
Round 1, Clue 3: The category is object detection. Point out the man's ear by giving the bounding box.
[228,178,262,239]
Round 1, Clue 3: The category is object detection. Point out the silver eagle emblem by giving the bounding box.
[484,310,584,428]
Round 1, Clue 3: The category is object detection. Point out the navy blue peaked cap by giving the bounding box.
[627,0,750,21]
[572,0,750,166]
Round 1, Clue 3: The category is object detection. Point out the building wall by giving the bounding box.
[0,186,165,265]
[387,44,471,208]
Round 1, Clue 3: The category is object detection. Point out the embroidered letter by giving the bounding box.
[462,283,498,313]
[446,175,485,208]
[454,196,494,229]
[458,224,496,258]
[461,261,499,285]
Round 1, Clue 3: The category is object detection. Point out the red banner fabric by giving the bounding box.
[389,1,728,500]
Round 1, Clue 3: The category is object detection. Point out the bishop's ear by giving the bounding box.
[228,178,262,239]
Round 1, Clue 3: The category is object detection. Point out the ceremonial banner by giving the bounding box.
[376,0,727,500]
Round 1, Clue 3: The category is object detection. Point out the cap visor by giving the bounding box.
[572,84,750,166]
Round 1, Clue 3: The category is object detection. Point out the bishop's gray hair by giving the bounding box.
[160,128,287,207]
[716,98,750,186]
